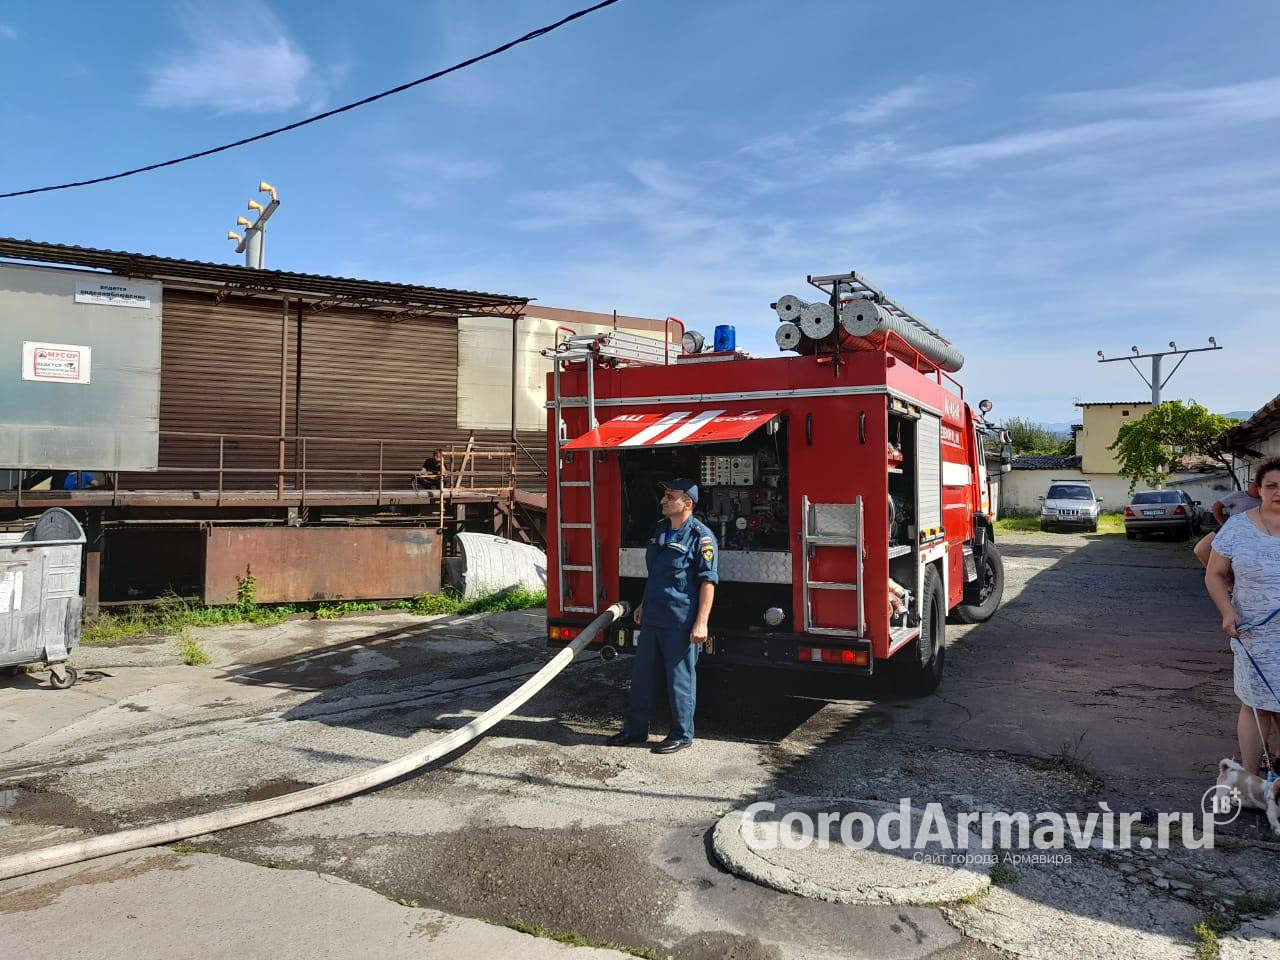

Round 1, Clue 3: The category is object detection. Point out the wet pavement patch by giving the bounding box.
[217,823,682,955]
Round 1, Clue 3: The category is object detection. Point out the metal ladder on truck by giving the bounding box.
[801,494,865,637]
[543,327,682,615]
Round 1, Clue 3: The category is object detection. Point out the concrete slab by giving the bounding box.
[712,798,990,905]
[0,848,630,959]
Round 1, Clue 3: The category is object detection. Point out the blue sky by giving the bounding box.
[0,1,1274,424]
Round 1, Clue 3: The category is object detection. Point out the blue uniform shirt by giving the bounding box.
[641,516,719,630]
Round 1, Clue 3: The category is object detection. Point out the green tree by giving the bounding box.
[1107,401,1240,491]
[1002,417,1072,456]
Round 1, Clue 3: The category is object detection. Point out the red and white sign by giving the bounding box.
[564,409,779,450]
[22,341,91,384]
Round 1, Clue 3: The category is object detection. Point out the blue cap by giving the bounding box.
[661,478,699,505]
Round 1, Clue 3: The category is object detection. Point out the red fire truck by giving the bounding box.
[544,271,1010,694]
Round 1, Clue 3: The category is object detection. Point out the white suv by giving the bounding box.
[1039,480,1102,533]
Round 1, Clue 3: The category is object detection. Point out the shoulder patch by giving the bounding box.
[701,545,715,562]
[699,535,714,545]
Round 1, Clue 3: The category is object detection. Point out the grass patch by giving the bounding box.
[175,633,211,666]
[170,841,215,855]
[394,587,546,617]
[989,859,1018,886]
[1193,908,1236,960]
[994,512,1125,535]
[507,918,659,960]
[395,897,422,908]
[1026,731,1103,788]
[83,582,546,649]
[82,593,302,646]
[1190,891,1280,958]
[316,601,381,620]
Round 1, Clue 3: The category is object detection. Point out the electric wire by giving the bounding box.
[0,0,622,200]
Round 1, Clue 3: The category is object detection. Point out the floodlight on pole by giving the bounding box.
[1096,337,1222,405]
[225,180,280,269]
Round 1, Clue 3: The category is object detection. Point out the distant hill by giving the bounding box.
[1224,410,1254,422]
[1040,422,1075,436]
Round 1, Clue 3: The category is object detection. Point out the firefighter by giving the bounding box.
[608,479,718,754]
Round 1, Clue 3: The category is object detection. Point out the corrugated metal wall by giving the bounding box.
[118,288,545,494]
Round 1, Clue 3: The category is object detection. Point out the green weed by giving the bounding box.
[316,601,381,619]
[397,588,546,617]
[989,860,1018,886]
[507,918,659,959]
[176,633,211,666]
[170,841,215,855]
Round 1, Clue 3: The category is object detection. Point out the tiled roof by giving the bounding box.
[1011,454,1083,470]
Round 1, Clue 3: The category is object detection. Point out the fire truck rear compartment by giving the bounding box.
[617,420,792,633]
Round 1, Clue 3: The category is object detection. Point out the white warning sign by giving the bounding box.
[22,341,92,384]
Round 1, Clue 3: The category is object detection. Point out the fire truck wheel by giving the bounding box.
[951,543,1004,625]
[893,565,945,697]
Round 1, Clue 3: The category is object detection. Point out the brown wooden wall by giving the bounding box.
[118,288,546,494]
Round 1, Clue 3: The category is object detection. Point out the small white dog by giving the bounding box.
[1216,759,1280,834]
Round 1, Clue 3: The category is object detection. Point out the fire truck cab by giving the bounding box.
[545,272,1009,694]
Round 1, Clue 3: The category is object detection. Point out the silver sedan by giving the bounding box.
[1123,490,1202,540]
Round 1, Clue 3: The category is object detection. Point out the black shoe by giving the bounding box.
[605,731,647,746]
[651,738,692,755]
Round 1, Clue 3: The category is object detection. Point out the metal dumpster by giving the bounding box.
[0,508,85,689]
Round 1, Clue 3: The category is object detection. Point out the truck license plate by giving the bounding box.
[1142,509,1163,516]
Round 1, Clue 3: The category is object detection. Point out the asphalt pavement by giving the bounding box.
[2,531,1277,959]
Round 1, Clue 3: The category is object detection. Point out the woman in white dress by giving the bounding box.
[1206,456,1280,776]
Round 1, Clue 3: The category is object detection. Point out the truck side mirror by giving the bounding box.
[1000,443,1012,464]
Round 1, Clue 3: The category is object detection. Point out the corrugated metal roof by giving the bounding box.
[1075,401,1150,407]
[1225,392,1280,452]
[1012,454,1083,470]
[0,237,528,316]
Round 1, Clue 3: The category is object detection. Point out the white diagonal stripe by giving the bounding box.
[619,411,691,446]
[652,409,726,445]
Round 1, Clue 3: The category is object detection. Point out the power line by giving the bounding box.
[0,0,623,201]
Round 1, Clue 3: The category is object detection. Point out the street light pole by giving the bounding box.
[1095,339,1220,406]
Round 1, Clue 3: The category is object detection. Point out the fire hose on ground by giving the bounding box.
[0,601,630,882]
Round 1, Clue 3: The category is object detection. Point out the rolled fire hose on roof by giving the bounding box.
[0,601,630,881]
[839,298,965,373]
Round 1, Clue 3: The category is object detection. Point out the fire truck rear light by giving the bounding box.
[799,645,869,667]
[548,626,581,642]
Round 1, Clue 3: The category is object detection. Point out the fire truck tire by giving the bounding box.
[893,565,945,697]
[952,544,1004,624]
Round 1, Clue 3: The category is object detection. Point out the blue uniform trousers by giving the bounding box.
[623,625,699,743]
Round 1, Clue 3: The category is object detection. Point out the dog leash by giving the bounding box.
[1233,614,1280,781]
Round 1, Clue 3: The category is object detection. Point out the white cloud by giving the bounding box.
[144,1,318,114]
[389,154,500,181]
[0,23,16,40]
[1048,75,1280,122]
[915,75,1280,169]
[840,78,944,125]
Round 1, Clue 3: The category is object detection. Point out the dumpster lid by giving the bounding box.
[20,507,85,543]
[562,409,781,450]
